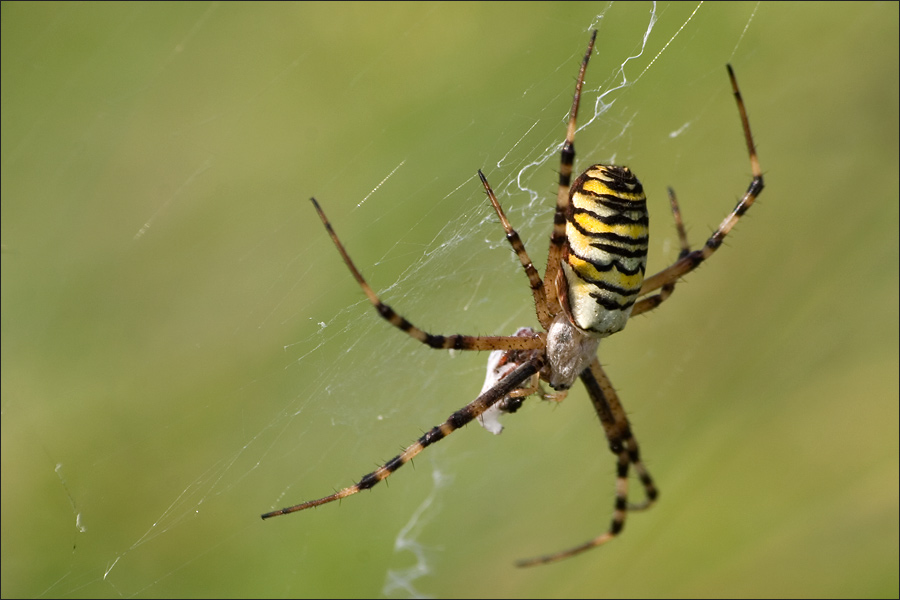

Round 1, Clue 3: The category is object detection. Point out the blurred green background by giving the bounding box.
[2,2,897,598]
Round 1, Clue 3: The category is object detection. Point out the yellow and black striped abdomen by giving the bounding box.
[563,165,648,336]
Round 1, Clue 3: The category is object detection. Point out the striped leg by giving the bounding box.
[631,186,691,318]
[639,65,764,297]
[262,358,543,520]
[517,446,631,568]
[477,170,551,329]
[585,361,658,512]
[311,198,543,352]
[543,29,597,316]
[516,359,657,567]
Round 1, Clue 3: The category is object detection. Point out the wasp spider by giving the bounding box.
[263,30,764,567]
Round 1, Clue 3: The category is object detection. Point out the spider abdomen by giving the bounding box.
[563,165,649,336]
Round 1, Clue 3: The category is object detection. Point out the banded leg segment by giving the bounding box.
[631,187,691,318]
[517,445,631,567]
[544,29,597,316]
[477,170,551,330]
[311,198,543,352]
[516,359,657,567]
[639,64,764,297]
[584,360,658,511]
[262,358,543,520]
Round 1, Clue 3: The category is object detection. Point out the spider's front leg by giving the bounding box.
[516,359,658,567]
[262,358,543,519]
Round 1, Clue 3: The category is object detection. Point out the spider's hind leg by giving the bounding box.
[631,186,691,318]
[637,64,764,298]
[544,30,597,319]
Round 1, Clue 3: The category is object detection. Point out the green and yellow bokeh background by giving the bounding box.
[3,2,897,597]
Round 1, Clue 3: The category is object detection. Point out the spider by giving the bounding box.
[262,30,764,567]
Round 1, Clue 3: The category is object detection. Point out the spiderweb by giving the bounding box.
[1,2,767,597]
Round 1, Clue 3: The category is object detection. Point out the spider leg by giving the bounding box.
[477,170,551,329]
[516,359,657,567]
[517,449,631,568]
[311,198,543,352]
[544,29,597,316]
[639,65,764,297]
[262,357,543,519]
[630,186,691,317]
[585,361,657,512]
